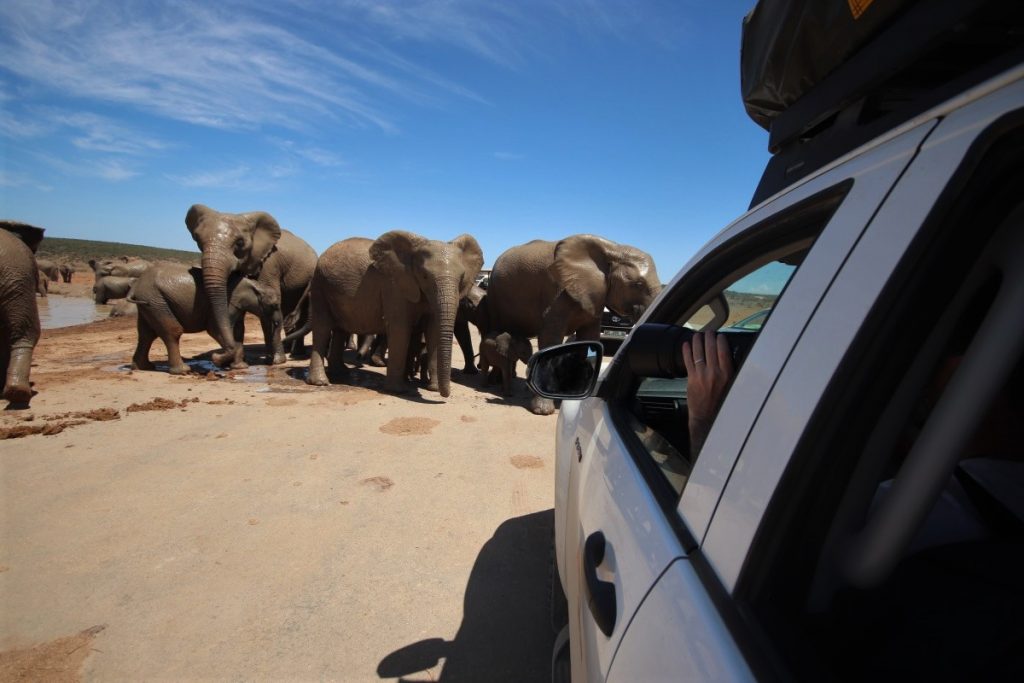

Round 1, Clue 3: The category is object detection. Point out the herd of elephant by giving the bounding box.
[1,206,662,415]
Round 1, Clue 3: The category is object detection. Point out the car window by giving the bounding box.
[623,251,806,498]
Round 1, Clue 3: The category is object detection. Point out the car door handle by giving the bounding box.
[583,531,616,637]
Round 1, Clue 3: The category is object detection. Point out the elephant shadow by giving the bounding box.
[376,509,557,682]
[448,370,534,409]
[283,355,445,405]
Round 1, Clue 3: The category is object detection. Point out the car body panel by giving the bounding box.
[703,75,1024,591]
[607,558,755,683]
[561,402,688,681]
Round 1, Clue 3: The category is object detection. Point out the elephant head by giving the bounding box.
[549,234,661,321]
[185,204,282,362]
[370,230,484,398]
[0,221,44,253]
[228,276,280,325]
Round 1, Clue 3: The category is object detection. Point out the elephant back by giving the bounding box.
[486,240,560,337]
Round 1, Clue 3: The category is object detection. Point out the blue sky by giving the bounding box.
[0,0,765,278]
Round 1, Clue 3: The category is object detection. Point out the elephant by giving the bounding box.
[58,263,73,283]
[455,285,487,375]
[185,204,317,368]
[93,275,136,304]
[35,264,49,298]
[109,300,137,317]
[36,258,60,282]
[89,258,150,279]
[479,331,533,397]
[129,263,280,375]
[486,235,661,414]
[299,231,483,396]
[0,220,45,405]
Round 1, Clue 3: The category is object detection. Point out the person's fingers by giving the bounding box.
[692,331,705,371]
[716,331,733,373]
[701,330,716,371]
[682,339,694,375]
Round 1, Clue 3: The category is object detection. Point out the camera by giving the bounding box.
[625,323,756,378]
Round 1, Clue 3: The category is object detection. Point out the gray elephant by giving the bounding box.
[185,204,316,368]
[35,264,49,298]
[455,285,487,374]
[129,263,279,375]
[58,263,73,283]
[298,231,483,397]
[479,331,533,397]
[487,235,661,414]
[0,221,45,405]
[89,257,150,279]
[109,300,137,318]
[93,275,136,304]
[36,258,60,282]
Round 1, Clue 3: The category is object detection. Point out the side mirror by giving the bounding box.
[527,341,603,399]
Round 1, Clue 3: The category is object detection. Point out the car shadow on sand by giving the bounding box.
[377,509,557,682]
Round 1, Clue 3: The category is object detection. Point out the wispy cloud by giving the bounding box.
[0,170,53,192]
[269,137,345,167]
[0,1,677,137]
[166,165,256,189]
[30,152,140,182]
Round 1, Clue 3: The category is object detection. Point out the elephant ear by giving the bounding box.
[0,221,45,254]
[370,230,426,303]
[550,234,620,318]
[239,211,282,276]
[495,332,512,359]
[449,234,484,297]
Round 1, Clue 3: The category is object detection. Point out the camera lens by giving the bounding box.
[626,323,754,378]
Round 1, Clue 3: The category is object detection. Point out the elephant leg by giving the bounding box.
[454,316,477,374]
[383,326,412,394]
[502,359,515,396]
[151,313,188,374]
[326,328,350,380]
[424,327,439,392]
[211,317,247,368]
[261,311,287,366]
[356,334,374,363]
[131,316,157,371]
[306,322,332,387]
[3,341,37,404]
[369,333,387,367]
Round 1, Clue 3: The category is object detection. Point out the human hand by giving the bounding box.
[682,330,734,453]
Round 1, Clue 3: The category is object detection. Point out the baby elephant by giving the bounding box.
[130,264,279,375]
[93,275,135,304]
[479,331,533,396]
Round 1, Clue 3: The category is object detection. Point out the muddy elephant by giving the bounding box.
[487,235,661,414]
[34,264,49,298]
[300,231,483,397]
[185,204,316,368]
[89,258,150,279]
[479,331,533,397]
[93,275,135,304]
[109,300,137,317]
[129,263,280,375]
[58,263,73,283]
[0,221,45,405]
[36,258,60,282]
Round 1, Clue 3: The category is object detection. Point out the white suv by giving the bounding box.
[530,6,1024,681]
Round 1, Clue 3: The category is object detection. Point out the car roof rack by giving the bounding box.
[750,0,1024,208]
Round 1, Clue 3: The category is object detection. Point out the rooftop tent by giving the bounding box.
[740,0,911,131]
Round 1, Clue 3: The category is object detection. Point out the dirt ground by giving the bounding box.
[0,287,559,681]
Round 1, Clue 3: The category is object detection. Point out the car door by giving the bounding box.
[564,119,936,682]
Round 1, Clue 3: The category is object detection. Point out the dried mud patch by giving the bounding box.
[510,454,544,469]
[0,408,121,440]
[0,624,106,682]
[126,397,200,413]
[361,476,394,492]
[379,417,441,436]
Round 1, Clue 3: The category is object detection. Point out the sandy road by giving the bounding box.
[0,300,559,681]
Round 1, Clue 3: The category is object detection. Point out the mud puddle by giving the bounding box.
[38,296,111,329]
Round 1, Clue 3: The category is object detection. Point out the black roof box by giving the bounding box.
[744,0,1024,207]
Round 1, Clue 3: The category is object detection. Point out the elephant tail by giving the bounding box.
[282,319,311,345]
[283,281,311,333]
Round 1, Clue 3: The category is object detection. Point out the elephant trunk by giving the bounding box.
[201,250,239,358]
[432,276,459,398]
